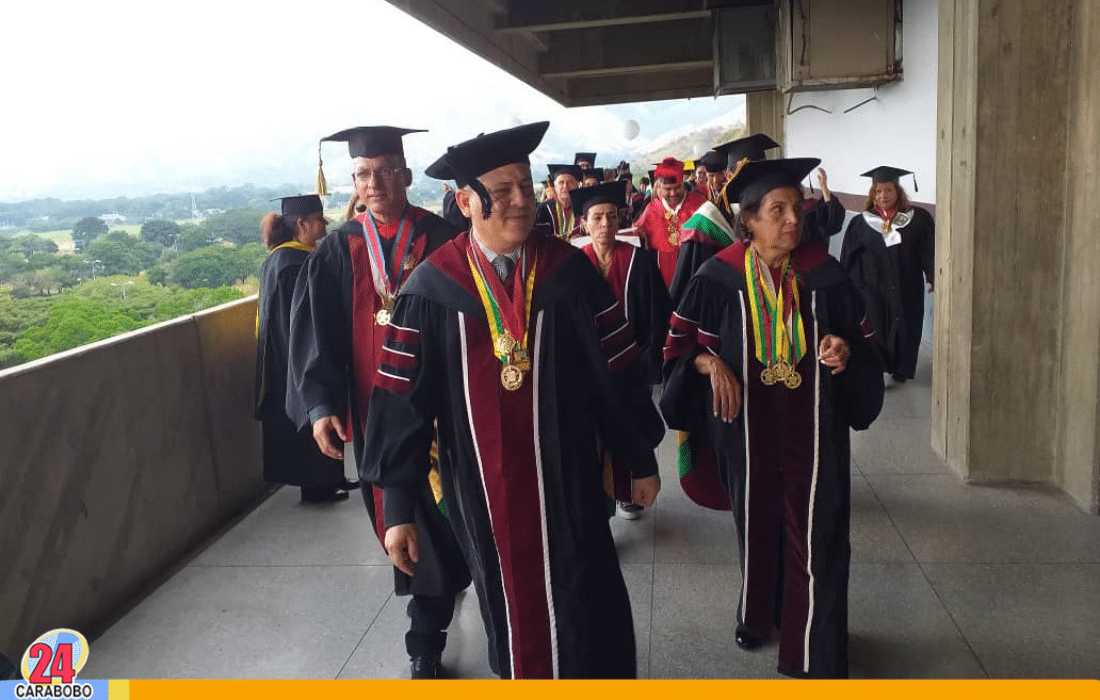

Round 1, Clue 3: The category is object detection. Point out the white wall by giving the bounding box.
[783,0,939,203]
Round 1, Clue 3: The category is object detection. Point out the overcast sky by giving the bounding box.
[1,0,745,202]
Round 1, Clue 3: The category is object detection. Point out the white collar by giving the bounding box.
[472,231,521,262]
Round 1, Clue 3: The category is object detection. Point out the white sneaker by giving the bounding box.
[616,501,643,520]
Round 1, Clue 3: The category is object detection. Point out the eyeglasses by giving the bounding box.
[353,166,403,183]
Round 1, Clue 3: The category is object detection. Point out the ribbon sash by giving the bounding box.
[361,207,415,305]
[467,241,537,366]
[744,246,807,368]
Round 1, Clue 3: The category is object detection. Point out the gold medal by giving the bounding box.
[375,308,391,326]
[784,371,802,390]
[760,366,777,386]
[495,331,517,357]
[501,364,525,391]
[773,360,791,382]
[668,230,678,245]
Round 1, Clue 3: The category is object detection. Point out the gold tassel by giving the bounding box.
[315,143,329,196]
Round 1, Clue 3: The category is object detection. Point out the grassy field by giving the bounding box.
[9,224,144,254]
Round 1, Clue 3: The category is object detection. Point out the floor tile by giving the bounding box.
[849,563,986,678]
[850,474,914,563]
[81,564,392,679]
[923,564,1100,678]
[867,475,1100,564]
[851,418,949,475]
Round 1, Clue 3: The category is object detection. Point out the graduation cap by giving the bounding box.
[652,157,685,184]
[722,158,821,208]
[271,194,323,218]
[581,167,605,182]
[548,163,584,182]
[697,150,725,172]
[646,170,656,181]
[861,165,919,192]
[574,152,597,166]
[424,121,550,218]
[713,133,781,172]
[315,126,425,196]
[568,180,628,217]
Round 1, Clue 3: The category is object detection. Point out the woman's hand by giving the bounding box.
[818,335,851,374]
[694,353,742,423]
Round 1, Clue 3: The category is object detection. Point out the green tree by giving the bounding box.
[147,265,169,286]
[84,231,159,276]
[13,234,58,260]
[72,217,109,252]
[140,219,182,247]
[176,222,213,253]
[12,296,141,362]
[201,208,266,247]
[234,242,268,282]
[169,245,238,288]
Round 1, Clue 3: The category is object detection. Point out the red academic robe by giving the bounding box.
[632,189,707,287]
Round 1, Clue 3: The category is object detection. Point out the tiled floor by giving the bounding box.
[81,349,1100,679]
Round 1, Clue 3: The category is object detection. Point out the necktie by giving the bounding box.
[492,255,515,283]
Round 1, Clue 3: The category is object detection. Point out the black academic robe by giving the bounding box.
[800,196,848,248]
[363,232,664,679]
[661,241,884,679]
[255,244,345,488]
[839,207,934,380]
[286,210,470,598]
[581,241,671,385]
[535,200,584,240]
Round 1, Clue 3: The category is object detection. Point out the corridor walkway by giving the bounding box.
[80,350,1100,679]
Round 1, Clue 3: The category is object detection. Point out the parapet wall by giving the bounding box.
[0,296,266,658]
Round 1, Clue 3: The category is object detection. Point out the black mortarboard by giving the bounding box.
[322,126,424,158]
[548,163,584,182]
[861,165,918,192]
[581,167,605,182]
[646,170,656,181]
[568,180,627,217]
[698,150,725,171]
[722,158,821,208]
[315,126,424,196]
[714,133,781,171]
[273,194,323,218]
[424,121,550,218]
[574,152,597,165]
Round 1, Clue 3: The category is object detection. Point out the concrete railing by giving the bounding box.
[0,296,267,658]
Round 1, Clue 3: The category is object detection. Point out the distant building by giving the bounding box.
[102,213,126,224]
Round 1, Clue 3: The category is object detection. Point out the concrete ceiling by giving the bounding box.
[383,0,769,107]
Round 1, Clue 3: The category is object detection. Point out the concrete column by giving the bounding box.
[745,90,786,153]
[935,0,1099,513]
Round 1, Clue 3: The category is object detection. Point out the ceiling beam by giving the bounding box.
[539,18,713,78]
[561,66,715,107]
[498,0,711,33]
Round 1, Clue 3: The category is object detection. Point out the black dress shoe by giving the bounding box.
[735,629,763,650]
[410,653,445,679]
[339,478,361,491]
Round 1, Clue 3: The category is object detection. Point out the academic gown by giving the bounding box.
[632,189,707,287]
[362,232,664,679]
[660,241,884,679]
[581,240,671,385]
[839,207,934,380]
[535,200,584,241]
[255,244,345,488]
[669,196,846,307]
[286,208,471,599]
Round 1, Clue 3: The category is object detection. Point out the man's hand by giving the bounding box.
[818,335,851,375]
[694,353,742,422]
[632,474,661,508]
[384,524,419,576]
[442,182,453,193]
[817,167,831,201]
[311,415,347,459]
